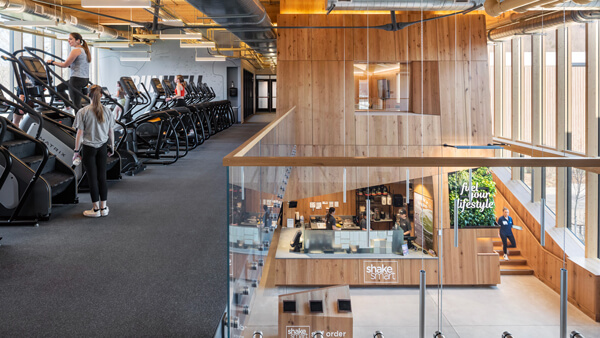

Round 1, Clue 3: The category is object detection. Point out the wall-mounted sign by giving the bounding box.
[363,260,398,283]
[448,167,497,228]
[286,326,310,338]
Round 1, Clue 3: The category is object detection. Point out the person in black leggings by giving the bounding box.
[73,85,115,218]
[47,32,91,111]
[497,207,516,260]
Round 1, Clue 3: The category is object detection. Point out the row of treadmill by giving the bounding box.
[0,47,235,225]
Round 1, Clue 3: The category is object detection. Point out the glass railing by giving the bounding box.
[223,107,600,338]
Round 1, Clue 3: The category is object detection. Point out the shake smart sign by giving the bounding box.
[363,261,398,283]
[286,326,310,338]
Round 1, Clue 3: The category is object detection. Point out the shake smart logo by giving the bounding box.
[364,261,398,283]
[286,326,310,338]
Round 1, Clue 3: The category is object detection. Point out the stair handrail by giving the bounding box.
[22,47,91,107]
[0,117,14,189]
[0,83,45,139]
[1,123,50,223]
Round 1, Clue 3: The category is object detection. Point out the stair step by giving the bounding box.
[494,247,521,256]
[3,139,37,158]
[501,265,534,275]
[21,154,57,175]
[41,171,75,197]
[499,255,528,265]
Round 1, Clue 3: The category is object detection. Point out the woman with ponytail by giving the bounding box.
[73,85,115,218]
[47,32,91,110]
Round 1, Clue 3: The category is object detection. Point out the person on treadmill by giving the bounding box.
[393,209,412,236]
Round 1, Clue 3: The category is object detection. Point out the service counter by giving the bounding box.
[275,227,438,286]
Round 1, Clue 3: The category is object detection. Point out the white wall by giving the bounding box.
[97,40,240,102]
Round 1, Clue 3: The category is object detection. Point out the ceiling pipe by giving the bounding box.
[326,0,600,15]
[485,0,545,17]
[0,0,122,39]
[513,0,560,12]
[488,10,600,40]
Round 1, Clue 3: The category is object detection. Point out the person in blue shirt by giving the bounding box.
[497,207,517,260]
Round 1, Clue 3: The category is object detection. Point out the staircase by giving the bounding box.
[493,238,534,275]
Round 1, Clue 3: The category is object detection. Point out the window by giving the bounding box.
[520,36,532,143]
[519,155,532,191]
[543,30,556,148]
[354,62,411,112]
[44,36,53,54]
[23,33,33,48]
[488,44,495,135]
[0,28,10,91]
[61,41,70,80]
[569,23,586,154]
[544,167,556,215]
[567,168,586,243]
[502,41,512,138]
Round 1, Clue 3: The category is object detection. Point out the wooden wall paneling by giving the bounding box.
[277,14,311,61]
[567,259,600,321]
[277,61,313,145]
[470,61,493,146]
[309,14,353,61]
[352,14,398,62]
[355,115,399,146]
[407,14,439,61]
[441,228,478,284]
[477,254,501,284]
[287,191,357,221]
[395,13,410,62]
[411,61,441,116]
[344,61,357,146]
[439,61,470,145]
[436,16,456,61]
[312,61,346,145]
[455,14,472,61]
[470,15,488,61]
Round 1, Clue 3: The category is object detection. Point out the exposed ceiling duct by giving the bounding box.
[326,0,600,16]
[488,10,600,40]
[184,0,276,56]
[0,0,122,39]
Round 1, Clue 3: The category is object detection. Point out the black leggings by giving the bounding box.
[57,76,89,111]
[500,233,517,255]
[82,143,108,203]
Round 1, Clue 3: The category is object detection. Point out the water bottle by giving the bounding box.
[73,157,81,166]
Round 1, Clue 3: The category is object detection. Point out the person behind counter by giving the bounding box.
[262,205,272,228]
[326,207,336,230]
[358,212,367,231]
[393,209,411,236]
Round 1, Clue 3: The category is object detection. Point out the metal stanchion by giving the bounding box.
[419,270,426,338]
[560,268,568,338]
[373,331,385,338]
[454,200,458,247]
[570,331,584,338]
[502,332,514,338]
[312,331,324,338]
[433,331,445,338]
[252,331,263,338]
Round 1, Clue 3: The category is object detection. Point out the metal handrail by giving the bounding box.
[0,83,45,139]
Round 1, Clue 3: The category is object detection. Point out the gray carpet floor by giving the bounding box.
[0,122,266,337]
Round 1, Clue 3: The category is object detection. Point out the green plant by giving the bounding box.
[448,167,496,228]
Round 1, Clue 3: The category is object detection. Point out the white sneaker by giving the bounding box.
[503,254,509,260]
[100,207,109,217]
[83,208,101,218]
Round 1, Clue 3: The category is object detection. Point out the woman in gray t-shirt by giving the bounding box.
[73,85,115,218]
[47,32,90,111]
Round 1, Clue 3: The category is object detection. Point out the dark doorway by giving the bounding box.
[243,69,254,119]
